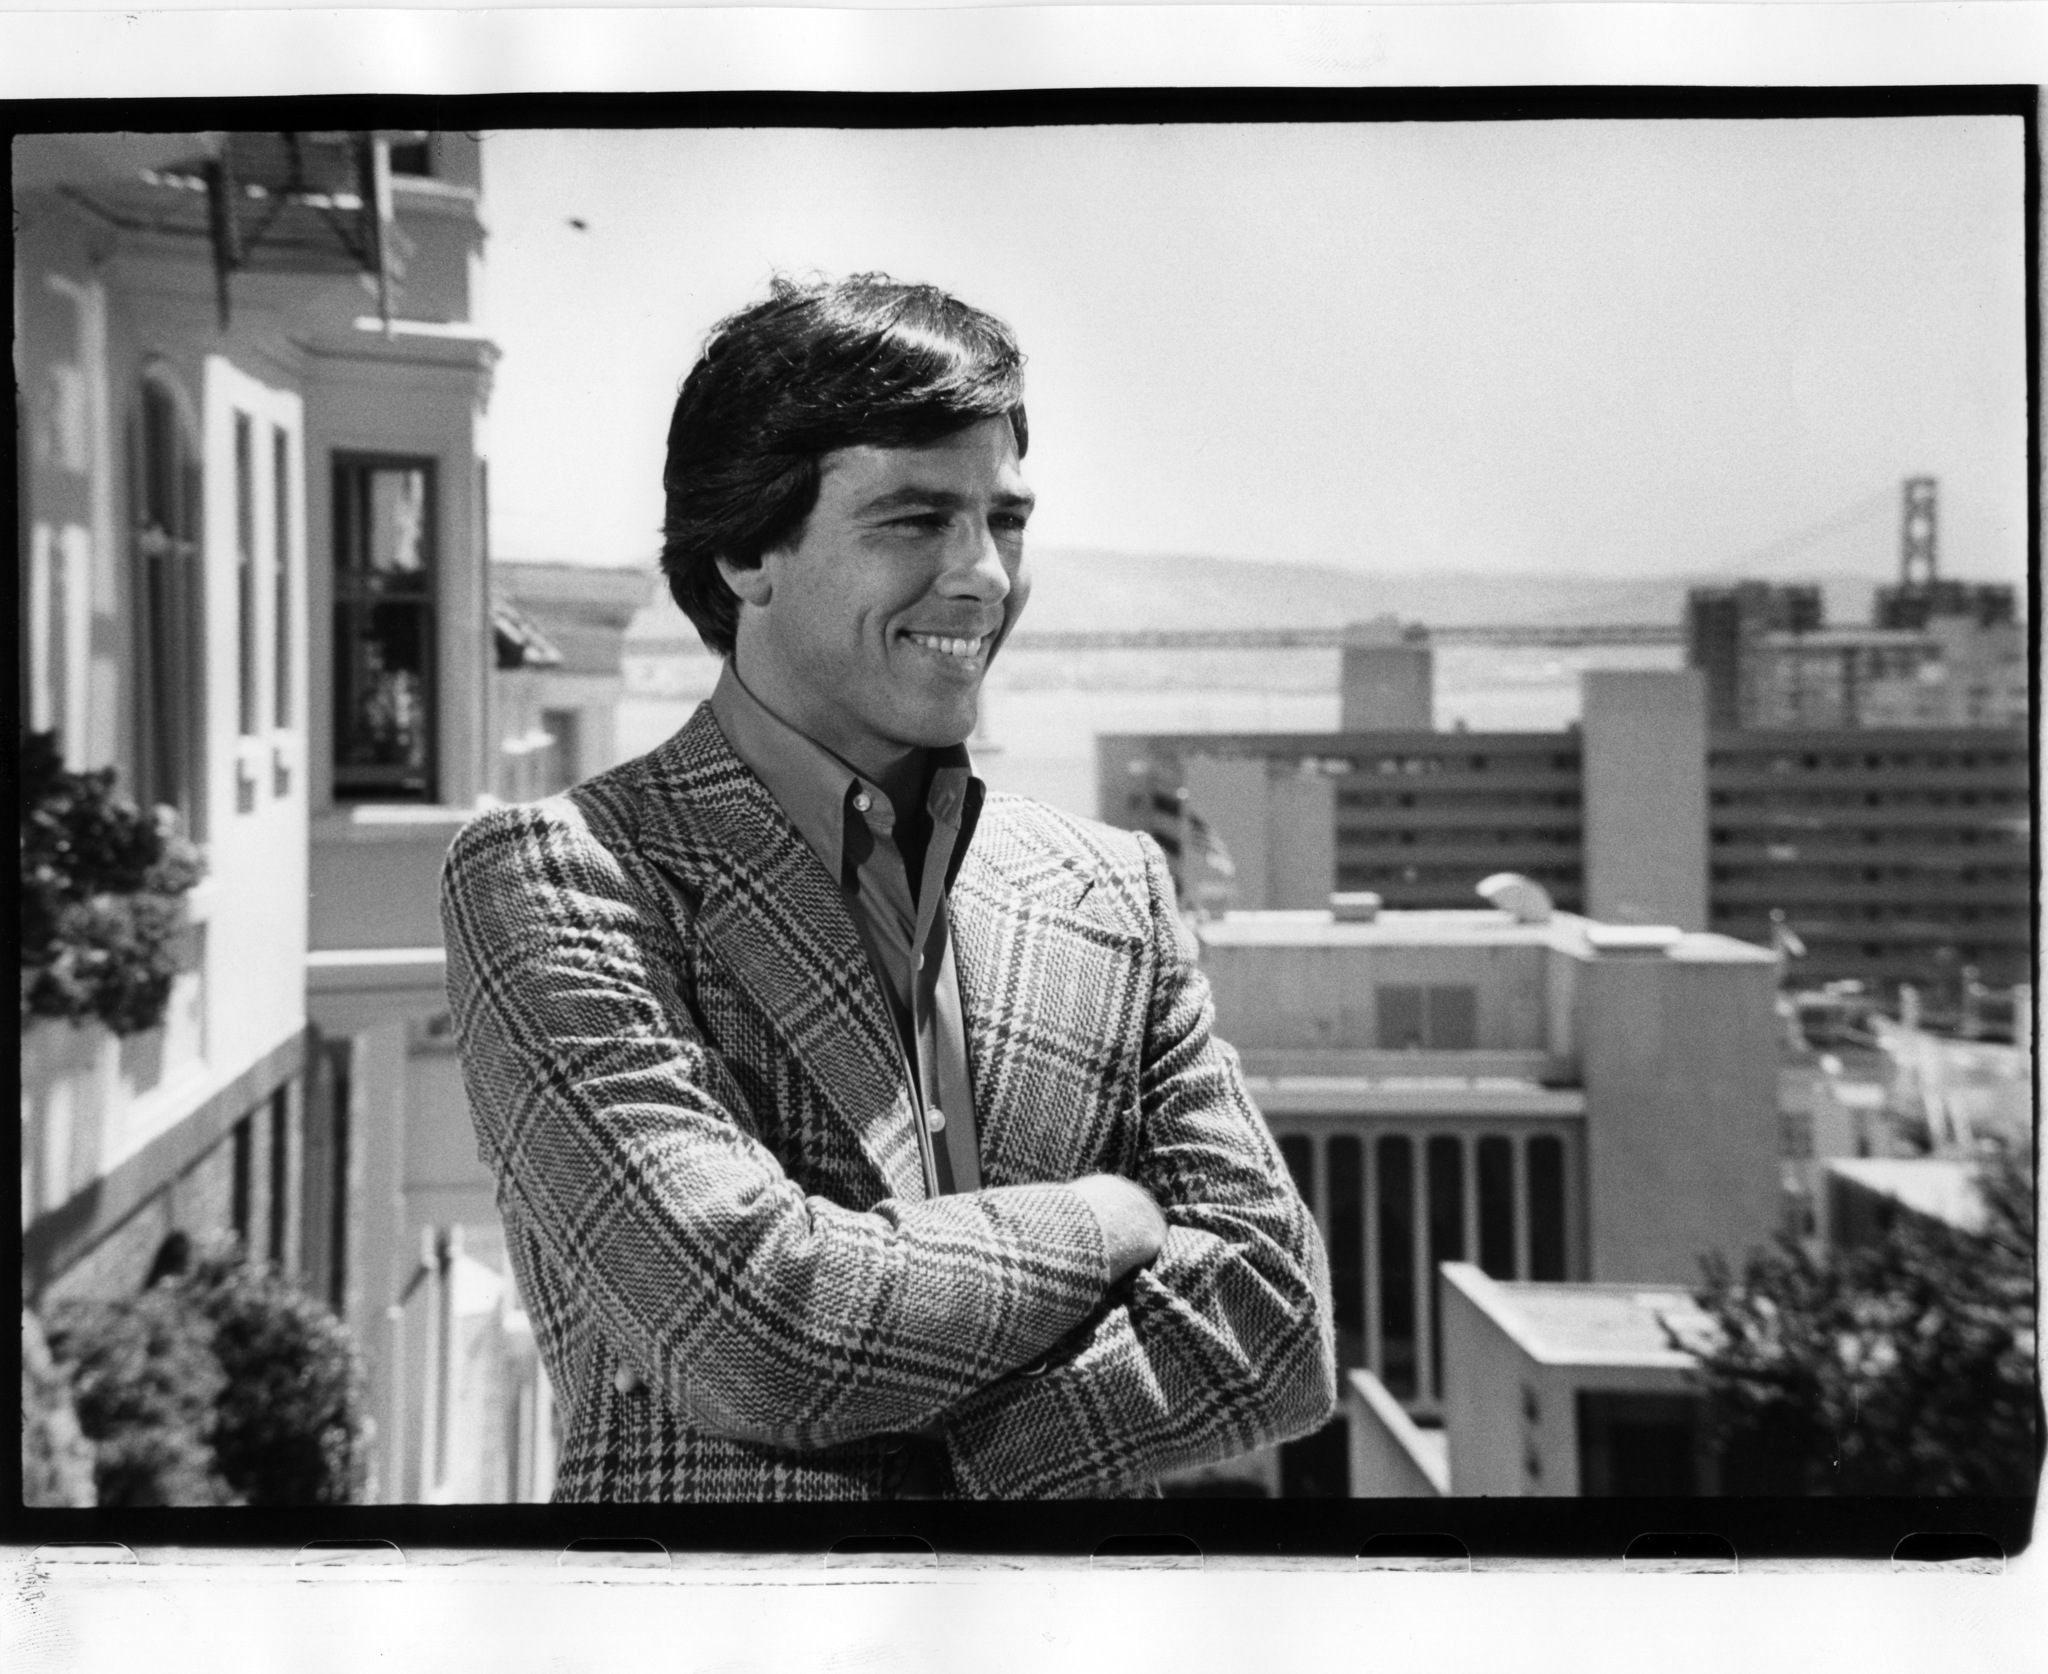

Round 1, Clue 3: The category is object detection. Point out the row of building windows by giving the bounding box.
[1340,791,1581,812]
[1712,862,2026,885]
[1338,862,1583,889]
[1274,1128,1573,1406]
[1343,752,1581,778]
[125,374,447,820]
[1722,902,2025,925]
[1713,828,2019,850]
[1710,789,2023,810]
[1343,828,1584,848]
[1709,749,2025,774]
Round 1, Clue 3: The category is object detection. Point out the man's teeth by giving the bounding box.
[908,633,986,659]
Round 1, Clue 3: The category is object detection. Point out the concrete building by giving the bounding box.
[1740,614,2027,734]
[491,559,657,805]
[1104,674,2028,1000]
[1704,729,2029,995]
[1165,888,1777,1495]
[1686,581,1825,731]
[16,131,446,1319]
[1685,482,2027,734]
[1348,1265,1720,1498]
[17,130,599,1505]
[1823,1156,1990,1252]
[1339,617,1434,731]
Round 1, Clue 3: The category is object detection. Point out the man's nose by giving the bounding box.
[940,520,1012,603]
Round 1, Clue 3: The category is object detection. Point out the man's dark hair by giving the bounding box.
[660,273,1029,656]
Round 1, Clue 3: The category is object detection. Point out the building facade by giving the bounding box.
[1165,892,1778,1494]
[1104,675,2029,1004]
[19,132,370,1311]
[1685,481,2027,734]
[491,559,657,805]
[17,130,585,1505]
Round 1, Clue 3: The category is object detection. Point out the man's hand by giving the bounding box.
[1070,1174,1168,1283]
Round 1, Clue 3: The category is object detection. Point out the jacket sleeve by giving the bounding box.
[940,835,1338,1498]
[439,798,1112,1452]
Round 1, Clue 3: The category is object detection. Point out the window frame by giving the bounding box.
[330,451,441,804]
[131,369,209,843]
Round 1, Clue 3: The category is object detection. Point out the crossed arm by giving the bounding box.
[441,799,1334,1496]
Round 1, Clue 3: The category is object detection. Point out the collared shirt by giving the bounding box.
[709,661,984,1198]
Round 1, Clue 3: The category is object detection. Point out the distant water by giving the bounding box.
[617,639,1685,823]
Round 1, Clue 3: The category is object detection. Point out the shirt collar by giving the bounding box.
[708,658,980,882]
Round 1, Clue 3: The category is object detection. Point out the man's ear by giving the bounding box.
[716,554,774,608]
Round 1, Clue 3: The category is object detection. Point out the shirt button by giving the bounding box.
[853,791,872,813]
[915,950,925,971]
[926,1107,946,1133]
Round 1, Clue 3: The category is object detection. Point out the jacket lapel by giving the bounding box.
[950,836,1149,1187]
[631,708,928,1202]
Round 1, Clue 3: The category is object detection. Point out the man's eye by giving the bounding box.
[992,514,1030,535]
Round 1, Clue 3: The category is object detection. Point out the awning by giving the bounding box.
[492,597,565,671]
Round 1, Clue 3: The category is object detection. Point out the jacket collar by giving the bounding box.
[630,703,930,1199]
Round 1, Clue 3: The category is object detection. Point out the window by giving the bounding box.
[1277,1417,1351,1499]
[537,708,581,797]
[1379,986,1426,1049]
[1328,1135,1364,1370]
[1426,1136,1464,1397]
[235,412,259,739]
[272,426,292,730]
[231,1113,255,1247]
[1278,1134,1315,1205]
[387,133,433,176]
[134,377,206,840]
[1578,1392,1705,1496]
[333,456,437,800]
[1376,1135,1417,1401]
[1477,1136,1516,1278]
[1527,1136,1567,1281]
[303,1039,354,1311]
[1378,985,1478,1049]
[267,1087,290,1266]
[1428,986,1477,1049]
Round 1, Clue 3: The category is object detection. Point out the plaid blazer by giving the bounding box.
[440,703,1334,1500]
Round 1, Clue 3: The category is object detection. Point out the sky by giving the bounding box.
[476,116,2027,600]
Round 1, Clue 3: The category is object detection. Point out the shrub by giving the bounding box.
[40,1236,371,1507]
[181,1241,370,1505]
[20,729,204,1036]
[42,1288,238,1507]
[21,1307,98,1508]
[1685,1140,2039,1496]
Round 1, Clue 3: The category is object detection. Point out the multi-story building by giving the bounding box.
[1105,662,2029,1004]
[1686,481,2028,733]
[17,129,585,1504]
[491,559,656,805]
[1345,1265,1721,1498]
[1162,887,1779,1495]
[1686,581,1825,730]
[1702,729,2029,995]
[18,131,416,1314]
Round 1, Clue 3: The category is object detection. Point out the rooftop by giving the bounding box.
[1242,1073,1585,1117]
[1443,1264,1712,1367]
[1827,1157,1989,1233]
[1199,908,1778,964]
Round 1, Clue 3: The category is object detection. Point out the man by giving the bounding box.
[441,274,1334,1500]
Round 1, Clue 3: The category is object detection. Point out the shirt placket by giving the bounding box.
[847,780,948,1200]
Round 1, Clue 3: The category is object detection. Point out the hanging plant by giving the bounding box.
[19,730,204,1036]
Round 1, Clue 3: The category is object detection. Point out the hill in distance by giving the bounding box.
[624,545,1988,646]
[1013,546,1897,635]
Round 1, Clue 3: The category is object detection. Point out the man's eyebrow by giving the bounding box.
[856,485,1037,516]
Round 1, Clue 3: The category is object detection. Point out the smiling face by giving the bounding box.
[718,416,1034,787]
